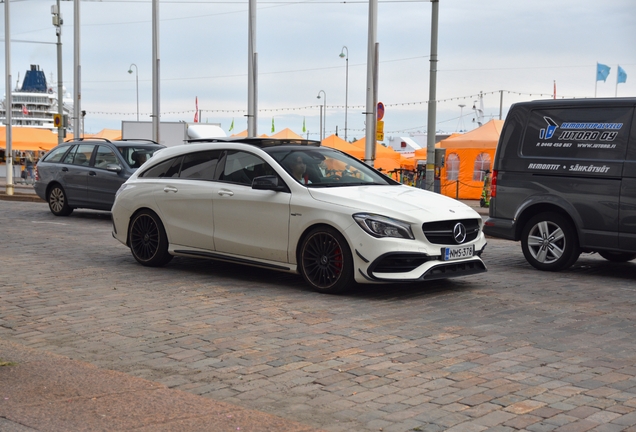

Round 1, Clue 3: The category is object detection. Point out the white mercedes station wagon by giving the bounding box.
[111,138,487,293]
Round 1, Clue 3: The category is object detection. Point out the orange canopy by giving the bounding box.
[438,119,503,149]
[321,134,363,158]
[86,128,122,140]
[271,128,303,139]
[0,127,60,151]
[352,137,400,160]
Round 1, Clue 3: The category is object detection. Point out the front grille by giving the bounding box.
[422,219,481,245]
[370,253,433,273]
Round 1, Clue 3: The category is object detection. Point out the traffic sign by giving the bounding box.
[53,114,62,128]
[376,120,384,141]
[377,102,385,121]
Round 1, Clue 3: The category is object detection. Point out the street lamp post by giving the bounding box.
[339,46,348,141]
[128,63,139,122]
[317,90,326,141]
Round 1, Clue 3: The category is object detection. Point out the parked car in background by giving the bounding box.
[111,137,488,293]
[34,138,165,216]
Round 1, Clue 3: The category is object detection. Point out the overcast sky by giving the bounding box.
[2,0,635,140]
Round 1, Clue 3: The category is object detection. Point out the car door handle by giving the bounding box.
[62,167,68,172]
[163,186,178,193]
[218,188,234,196]
[89,171,97,176]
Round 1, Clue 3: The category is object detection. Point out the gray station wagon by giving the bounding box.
[34,138,165,216]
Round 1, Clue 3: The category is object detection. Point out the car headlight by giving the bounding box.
[353,213,414,240]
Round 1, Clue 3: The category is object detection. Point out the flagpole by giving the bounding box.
[595,63,598,98]
[615,65,618,97]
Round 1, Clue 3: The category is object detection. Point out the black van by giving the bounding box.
[484,98,636,271]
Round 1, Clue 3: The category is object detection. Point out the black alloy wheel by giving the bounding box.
[48,184,73,216]
[521,212,580,271]
[128,210,173,267]
[299,227,353,293]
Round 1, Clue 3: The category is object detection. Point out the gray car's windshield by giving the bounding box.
[266,147,398,187]
[119,146,163,169]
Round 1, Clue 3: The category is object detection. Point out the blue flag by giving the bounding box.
[618,65,627,84]
[597,63,611,82]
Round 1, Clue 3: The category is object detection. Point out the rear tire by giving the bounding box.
[521,212,580,271]
[128,210,173,267]
[598,251,636,262]
[48,184,73,216]
[299,226,353,294]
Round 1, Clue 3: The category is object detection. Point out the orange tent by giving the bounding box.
[351,137,400,160]
[321,134,363,158]
[86,128,122,140]
[271,128,303,139]
[231,129,248,137]
[436,120,503,199]
[439,120,503,149]
[0,127,60,151]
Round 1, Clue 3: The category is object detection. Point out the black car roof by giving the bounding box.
[186,137,321,148]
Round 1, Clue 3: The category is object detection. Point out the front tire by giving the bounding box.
[598,251,636,262]
[48,184,73,216]
[299,227,353,294]
[521,212,580,271]
[128,210,173,267]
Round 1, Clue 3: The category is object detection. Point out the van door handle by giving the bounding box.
[163,186,178,193]
[218,189,234,196]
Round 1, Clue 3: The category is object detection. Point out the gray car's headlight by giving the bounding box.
[353,213,414,240]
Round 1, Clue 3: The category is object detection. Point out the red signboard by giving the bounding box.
[377,102,385,121]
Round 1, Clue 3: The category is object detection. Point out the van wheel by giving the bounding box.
[598,251,636,262]
[129,210,173,267]
[521,212,580,271]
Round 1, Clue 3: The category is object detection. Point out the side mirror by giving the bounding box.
[105,163,122,173]
[252,175,287,192]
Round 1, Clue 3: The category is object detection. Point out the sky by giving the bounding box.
[2,0,635,142]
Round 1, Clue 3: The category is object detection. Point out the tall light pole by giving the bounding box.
[52,0,64,145]
[317,90,326,141]
[128,64,139,122]
[4,0,14,195]
[339,46,349,141]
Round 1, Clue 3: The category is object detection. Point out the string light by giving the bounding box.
[89,89,574,116]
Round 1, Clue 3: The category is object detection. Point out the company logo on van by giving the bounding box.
[539,117,558,139]
[539,118,623,142]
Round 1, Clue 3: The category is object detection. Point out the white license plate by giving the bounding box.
[442,244,474,261]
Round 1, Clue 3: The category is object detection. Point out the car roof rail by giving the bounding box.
[119,138,160,145]
[67,137,112,143]
[186,137,321,148]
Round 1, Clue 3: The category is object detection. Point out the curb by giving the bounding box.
[0,192,44,203]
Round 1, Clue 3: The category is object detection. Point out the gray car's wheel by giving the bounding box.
[48,184,73,216]
[598,251,636,262]
[128,210,173,267]
[521,212,580,271]
[299,226,354,294]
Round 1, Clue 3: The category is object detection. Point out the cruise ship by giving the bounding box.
[0,64,73,131]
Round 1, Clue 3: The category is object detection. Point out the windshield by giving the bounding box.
[119,146,163,169]
[266,147,399,187]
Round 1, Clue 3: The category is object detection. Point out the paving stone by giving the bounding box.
[3,202,636,432]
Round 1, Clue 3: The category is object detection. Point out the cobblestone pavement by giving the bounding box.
[2,201,636,432]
